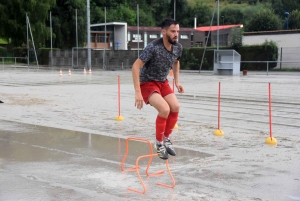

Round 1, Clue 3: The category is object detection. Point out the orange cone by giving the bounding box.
[59,69,62,77]
[68,69,72,76]
[83,68,86,74]
[169,69,174,77]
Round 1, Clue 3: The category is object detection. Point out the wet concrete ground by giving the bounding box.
[0,68,300,200]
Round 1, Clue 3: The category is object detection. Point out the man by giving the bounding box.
[132,18,184,160]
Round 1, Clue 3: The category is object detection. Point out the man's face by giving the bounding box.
[163,24,179,44]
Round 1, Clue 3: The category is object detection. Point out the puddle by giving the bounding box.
[0,120,214,201]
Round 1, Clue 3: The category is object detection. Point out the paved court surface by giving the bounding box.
[0,68,299,200]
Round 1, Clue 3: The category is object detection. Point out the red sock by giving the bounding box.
[164,112,179,138]
[156,115,167,142]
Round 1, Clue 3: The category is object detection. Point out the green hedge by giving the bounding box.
[13,47,28,63]
[38,48,59,65]
[0,47,8,57]
[181,42,278,71]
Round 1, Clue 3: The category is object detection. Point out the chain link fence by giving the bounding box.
[279,47,300,68]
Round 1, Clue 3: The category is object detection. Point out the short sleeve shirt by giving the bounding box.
[139,38,182,83]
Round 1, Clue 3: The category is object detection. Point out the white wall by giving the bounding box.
[243,33,300,48]
[243,32,300,68]
[115,26,127,50]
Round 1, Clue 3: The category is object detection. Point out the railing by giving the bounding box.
[1,57,28,69]
[241,60,300,75]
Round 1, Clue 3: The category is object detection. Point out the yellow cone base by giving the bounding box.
[214,129,224,136]
[115,116,124,121]
[174,123,178,129]
[265,137,277,145]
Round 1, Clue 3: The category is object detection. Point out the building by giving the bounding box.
[243,29,300,48]
[90,22,127,50]
[195,24,243,47]
[90,22,243,50]
[243,29,300,68]
[127,26,206,50]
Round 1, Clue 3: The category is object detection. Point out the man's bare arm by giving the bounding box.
[172,60,184,93]
[132,58,145,109]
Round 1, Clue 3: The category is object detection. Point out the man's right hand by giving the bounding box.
[135,93,144,110]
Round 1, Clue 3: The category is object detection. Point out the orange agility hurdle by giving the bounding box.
[120,137,164,176]
[128,153,176,194]
[120,137,176,194]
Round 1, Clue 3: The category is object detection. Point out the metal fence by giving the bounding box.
[1,57,28,69]
[279,47,300,68]
[241,60,300,75]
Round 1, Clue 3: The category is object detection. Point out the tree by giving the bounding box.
[271,0,284,16]
[168,0,189,26]
[242,2,273,25]
[149,0,172,26]
[230,27,244,49]
[186,1,212,27]
[288,10,300,29]
[220,7,245,25]
[50,0,86,49]
[282,0,300,14]
[246,9,282,31]
[0,0,56,47]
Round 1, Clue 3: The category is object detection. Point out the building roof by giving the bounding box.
[90,22,127,27]
[195,24,243,31]
[91,22,243,32]
[127,26,203,32]
[244,29,300,35]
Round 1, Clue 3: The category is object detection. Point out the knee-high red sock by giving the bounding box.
[156,115,167,142]
[164,111,179,138]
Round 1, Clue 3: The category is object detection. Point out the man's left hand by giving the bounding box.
[176,83,184,93]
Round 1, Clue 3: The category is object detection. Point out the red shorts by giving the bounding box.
[140,79,173,104]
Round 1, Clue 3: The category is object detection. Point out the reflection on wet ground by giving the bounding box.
[0,120,213,200]
[1,70,300,200]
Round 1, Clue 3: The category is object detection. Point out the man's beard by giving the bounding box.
[167,34,177,44]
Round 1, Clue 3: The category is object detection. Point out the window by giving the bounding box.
[180,34,188,39]
[96,34,108,43]
[195,42,203,47]
[91,35,95,42]
[144,32,147,47]
[127,31,131,41]
[133,34,141,39]
[149,34,158,39]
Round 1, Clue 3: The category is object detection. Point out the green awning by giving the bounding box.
[0,38,8,45]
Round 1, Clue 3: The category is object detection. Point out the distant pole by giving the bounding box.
[26,13,29,67]
[280,47,282,70]
[76,9,78,68]
[217,0,219,50]
[285,12,289,30]
[137,4,139,56]
[222,16,224,46]
[87,0,91,70]
[174,0,176,20]
[27,16,39,69]
[50,11,53,68]
[104,7,106,69]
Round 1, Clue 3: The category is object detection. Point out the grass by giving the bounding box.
[0,37,8,45]
[270,68,300,72]
[187,0,249,7]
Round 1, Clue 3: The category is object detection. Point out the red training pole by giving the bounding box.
[172,78,175,92]
[269,83,272,139]
[218,82,221,130]
[118,76,121,116]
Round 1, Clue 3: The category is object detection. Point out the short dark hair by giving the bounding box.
[161,18,179,29]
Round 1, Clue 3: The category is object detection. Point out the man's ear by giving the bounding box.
[161,29,166,35]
